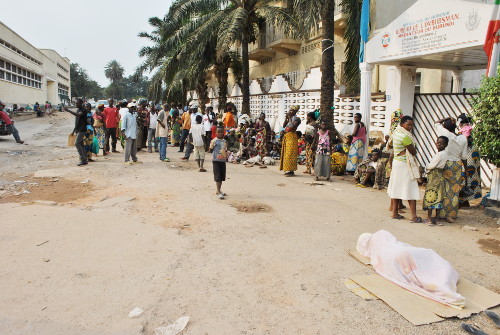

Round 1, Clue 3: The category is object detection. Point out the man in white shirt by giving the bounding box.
[191,114,207,172]
[121,103,139,165]
[202,105,214,150]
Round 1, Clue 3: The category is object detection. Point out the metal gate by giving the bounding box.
[412,93,494,188]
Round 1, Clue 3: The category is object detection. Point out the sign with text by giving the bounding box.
[366,0,494,63]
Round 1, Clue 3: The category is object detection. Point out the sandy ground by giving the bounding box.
[0,112,499,335]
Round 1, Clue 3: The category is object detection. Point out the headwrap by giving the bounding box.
[98,104,105,109]
[290,105,300,111]
[390,109,403,135]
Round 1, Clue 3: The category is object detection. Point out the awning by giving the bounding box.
[365,0,495,70]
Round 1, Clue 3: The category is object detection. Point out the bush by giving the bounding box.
[470,68,500,167]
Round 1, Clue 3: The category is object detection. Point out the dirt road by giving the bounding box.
[0,112,498,335]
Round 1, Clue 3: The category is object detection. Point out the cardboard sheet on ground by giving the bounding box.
[347,250,500,325]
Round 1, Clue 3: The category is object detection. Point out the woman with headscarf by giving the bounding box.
[387,116,422,223]
[457,114,482,207]
[346,113,367,173]
[434,117,468,222]
[255,112,272,157]
[94,104,106,154]
[303,112,318,174]
[280,105,301,176]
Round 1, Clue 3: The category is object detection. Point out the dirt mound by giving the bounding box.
[230,201,273,213]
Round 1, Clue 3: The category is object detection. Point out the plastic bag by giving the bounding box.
[91,136,99,155]
[67,133,76,146]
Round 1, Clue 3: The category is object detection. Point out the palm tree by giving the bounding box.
[104,60,124,83]
[162,0,301,115]
[104,60,125,99]
[341,0,362,94]
[293,0,335,126]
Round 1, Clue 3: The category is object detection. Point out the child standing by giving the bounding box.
[312,121,334,181]
[423,136,449,226]
[209,127,228,199]
[191,115,207,172]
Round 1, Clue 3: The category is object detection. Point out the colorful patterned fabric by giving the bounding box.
[390,110,403,135]
[423,168,445,210]
[256,128,268,157]
[305,142,314,173]
[95,126,105,149]
[440,160,463,219]
[346,139,365,172]
[83,129,94,160]
[331,152,347,175]
[459,144,482,202]
[280,131,298,172]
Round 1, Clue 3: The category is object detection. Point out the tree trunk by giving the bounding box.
[241,41,251,115]
[215,54,230,116]
[320,1,335,128]
[196,73,208,112]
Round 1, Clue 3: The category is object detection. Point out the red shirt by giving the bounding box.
[0,111,13,125]
[102,107,119,128]
[210,125,217,139]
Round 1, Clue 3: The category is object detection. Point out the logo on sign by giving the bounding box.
[465,9,480,31]
[381,33,391,48]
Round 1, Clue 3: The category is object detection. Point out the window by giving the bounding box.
[0,58,42,89]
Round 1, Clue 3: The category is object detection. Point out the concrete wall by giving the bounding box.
[372,0,417,31]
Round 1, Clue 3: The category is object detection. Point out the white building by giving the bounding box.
[0,21,70,109]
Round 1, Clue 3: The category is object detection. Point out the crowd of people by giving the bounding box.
[32,98,482,211]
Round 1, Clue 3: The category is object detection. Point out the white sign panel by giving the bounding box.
[366,0,494,63]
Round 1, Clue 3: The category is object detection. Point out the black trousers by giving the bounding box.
[105,127,117,152]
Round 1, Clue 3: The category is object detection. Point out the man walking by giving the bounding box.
[121,102,139,165]
[181,104,202,161]
[64,99,87,166]
[103,98,120,154]
[0,102,24,144]
[179,105,192,152]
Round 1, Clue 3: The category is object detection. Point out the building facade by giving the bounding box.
[0,21,70,109]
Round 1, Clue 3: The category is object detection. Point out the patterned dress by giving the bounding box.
[279,116,301,172]
[346,125,367,172]
[440,161,463,219]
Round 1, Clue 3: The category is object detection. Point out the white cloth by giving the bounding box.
[149,113,158,129]
[434,124,468,161]
[202,114,212,132]
[190,112,202,132]
[426,150,449,173]
[356,230,465,308]
[191,124,205,147]
[119,108,129,118]
[387,159,420,200]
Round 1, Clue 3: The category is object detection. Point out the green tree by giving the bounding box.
[70,63,104,99]
[143,0,299,115]
[471,69,500,167]
[293,0,335,126]
[104,60,125,98]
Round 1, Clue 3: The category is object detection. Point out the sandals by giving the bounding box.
[356,183,367,188]
[410,217,423,223]
[460,323,489,335]
[485,310,500,328]
[391,215,405,220]
[424,219,435,226]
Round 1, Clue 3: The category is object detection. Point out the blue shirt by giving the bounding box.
[121,112,137,139]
